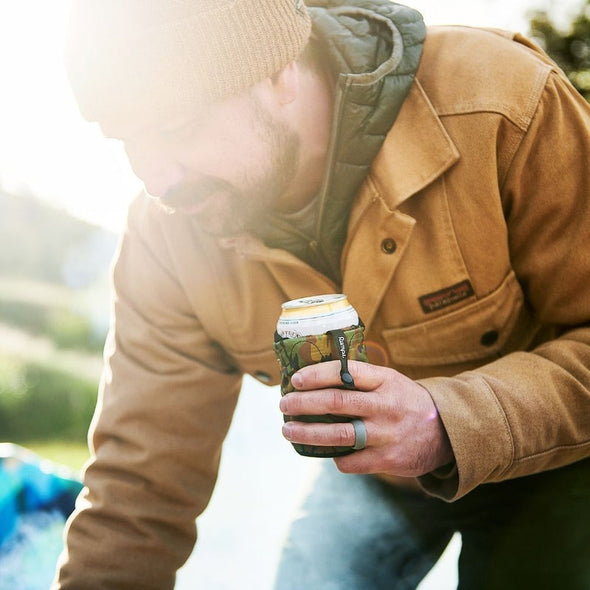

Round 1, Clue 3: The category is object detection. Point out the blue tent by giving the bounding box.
[0,444,83,589]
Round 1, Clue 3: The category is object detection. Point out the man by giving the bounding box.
[54,1,590,588]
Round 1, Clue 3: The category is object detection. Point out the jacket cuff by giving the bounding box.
[416,374,514,501]
[417,462,458,501]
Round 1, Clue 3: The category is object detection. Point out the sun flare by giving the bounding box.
[0,0,579,232]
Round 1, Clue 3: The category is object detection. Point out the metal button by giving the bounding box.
[255,371,272,384]
[480,330,499,347]
[381,238,397,254]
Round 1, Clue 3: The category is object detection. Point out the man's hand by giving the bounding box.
[279,360,454,477]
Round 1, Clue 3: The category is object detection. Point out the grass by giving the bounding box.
[0,277,106,476]
[24,441,91,473]
[0,322,100,474]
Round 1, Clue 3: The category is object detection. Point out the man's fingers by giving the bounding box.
[282,420,365,449]
[292,360,390,392]
[280,388,374,417]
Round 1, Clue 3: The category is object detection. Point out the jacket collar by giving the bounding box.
[370,78,460,211]
[310,2,426,281]
[228,77,461,264]
[340,78,460,328]
[253,1,426,283]
[226,80,461,330]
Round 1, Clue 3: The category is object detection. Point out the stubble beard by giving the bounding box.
[157,97,301,237]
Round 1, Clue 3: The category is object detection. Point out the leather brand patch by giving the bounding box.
[419,280,475,314]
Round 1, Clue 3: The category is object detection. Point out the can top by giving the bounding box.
[280,294,350,317]
[277,294,358,338]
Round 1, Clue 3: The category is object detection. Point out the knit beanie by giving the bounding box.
[65,0,312,127]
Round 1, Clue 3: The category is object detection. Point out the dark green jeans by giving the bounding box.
[274,459,590,590]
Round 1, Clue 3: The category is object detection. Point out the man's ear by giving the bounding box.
[270,61,299,105]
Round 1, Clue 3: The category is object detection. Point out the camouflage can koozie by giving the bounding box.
[273,323,367,457]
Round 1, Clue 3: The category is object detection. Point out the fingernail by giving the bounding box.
[291,373,303,388]
[279,396,289,413]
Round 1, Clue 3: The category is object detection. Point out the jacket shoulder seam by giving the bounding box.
[421,26,552,132]
[433,60,551,133]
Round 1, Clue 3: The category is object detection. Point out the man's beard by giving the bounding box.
[156,97,301,237]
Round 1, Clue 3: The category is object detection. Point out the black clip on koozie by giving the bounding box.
[327,328,356,390]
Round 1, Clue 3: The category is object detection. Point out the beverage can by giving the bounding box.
[273,294,366,458]
[276,294,359,338]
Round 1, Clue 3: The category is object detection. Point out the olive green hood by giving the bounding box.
[256,0,425,282]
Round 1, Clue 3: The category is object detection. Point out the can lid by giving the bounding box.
[280,294,350,317]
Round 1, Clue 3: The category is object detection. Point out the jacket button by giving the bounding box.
[255,371,272,384]
[381,238,397,254]
[480,330,499,347]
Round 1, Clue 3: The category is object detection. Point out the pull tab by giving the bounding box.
[328,329,356,390]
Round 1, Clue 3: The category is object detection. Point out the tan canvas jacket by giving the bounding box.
[56,27,590,589]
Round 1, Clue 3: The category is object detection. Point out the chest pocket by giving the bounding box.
[382,272,531,370]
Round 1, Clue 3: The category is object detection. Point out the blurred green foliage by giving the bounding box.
[529,0,590,100]
[0,356,97,443]
[0,298,105,353]
[0,190,111,448]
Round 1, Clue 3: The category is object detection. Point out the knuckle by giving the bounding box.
[305,364,320,382]
[330,389,346,412]
[336,423,352,447]
[348,359,365,378]
[349,359,374,381]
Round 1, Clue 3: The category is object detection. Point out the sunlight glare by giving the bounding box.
[0,0,140,232]
[0,0,584,231]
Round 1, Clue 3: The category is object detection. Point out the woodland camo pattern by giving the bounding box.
[273,324,367,457]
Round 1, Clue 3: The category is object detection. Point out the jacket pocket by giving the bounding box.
[382,272,524,367]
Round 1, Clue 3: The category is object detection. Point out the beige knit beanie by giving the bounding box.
[65,0,312,127]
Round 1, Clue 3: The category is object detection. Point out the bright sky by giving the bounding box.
[0,0,582,232]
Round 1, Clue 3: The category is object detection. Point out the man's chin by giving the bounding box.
[154,194,245,236]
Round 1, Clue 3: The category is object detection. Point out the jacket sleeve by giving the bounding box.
[418,68,590,501]
[53,199,243,589]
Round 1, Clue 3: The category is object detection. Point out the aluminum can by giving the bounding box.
[274,293,365,458]
[276,294,359,338]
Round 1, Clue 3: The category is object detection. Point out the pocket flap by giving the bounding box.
[383,272,524,366]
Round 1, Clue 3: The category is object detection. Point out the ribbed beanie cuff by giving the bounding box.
[65,0,312,126]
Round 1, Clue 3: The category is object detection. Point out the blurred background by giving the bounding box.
[0,0,588,588]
